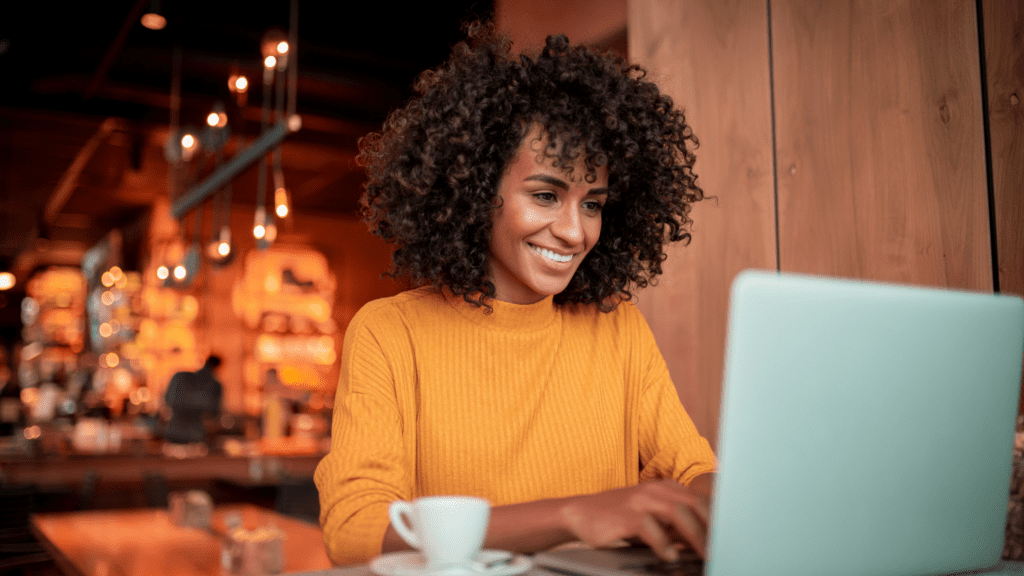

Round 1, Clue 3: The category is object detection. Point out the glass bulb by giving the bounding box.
[141,13,166,30]
[156,266,169,280]
[254,224,266,239]
[173,265,186,280]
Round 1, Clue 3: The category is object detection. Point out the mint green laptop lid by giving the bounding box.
[708,270,1024,576]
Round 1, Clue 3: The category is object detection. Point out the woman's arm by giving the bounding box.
[383,473,715,561]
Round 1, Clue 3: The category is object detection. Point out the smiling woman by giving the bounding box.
[314,21,713,567]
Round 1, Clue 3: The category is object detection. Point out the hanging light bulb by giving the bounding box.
[253,206,267,239]
[179,131,198,161]
[156,265,169,280]
[140,0,166,30]
[230,75,248,93]
[173,265,187,280]
[275,187,289,218]
[228,73,248,107]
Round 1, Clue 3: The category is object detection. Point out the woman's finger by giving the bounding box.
[667,502,707,558]
[639,514,679,562]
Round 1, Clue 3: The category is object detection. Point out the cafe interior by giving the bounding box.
[0,0,1022,575]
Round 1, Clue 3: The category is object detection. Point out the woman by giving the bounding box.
[314,23,715,565]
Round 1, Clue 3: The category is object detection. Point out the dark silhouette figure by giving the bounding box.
[163,356,223,444]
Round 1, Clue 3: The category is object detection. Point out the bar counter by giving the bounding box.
[1,437,325,512]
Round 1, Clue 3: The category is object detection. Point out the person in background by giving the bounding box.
[164,355,223,445]
[315,22,714,566]
[262,367,311,439]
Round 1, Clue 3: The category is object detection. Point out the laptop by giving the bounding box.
[535,270,1024,576]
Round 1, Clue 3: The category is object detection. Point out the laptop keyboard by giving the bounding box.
[620,550,705,576]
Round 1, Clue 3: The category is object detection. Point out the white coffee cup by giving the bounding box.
[388,496,490,568]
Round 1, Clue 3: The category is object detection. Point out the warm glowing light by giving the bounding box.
[232,75,248,92]
[105,352,120,368]
[140,13,166,30]
[24,425,42,440]
[274,187,289,217]
[277,41,289,54]
[113,367,131,391]
[206,112,219,127]
[115,274,128,289]
[181,134,195,149]
[110,266,123,281]
[0,272,13,290]
[173,265,186,280]
[218,242,231,256]
[101,290,115,306]
[156,266,169,280]
[253,224,266,239]
[264,55,277,69]
[99,323,113,338]
[21,388,39,405]
[101,272,114,288]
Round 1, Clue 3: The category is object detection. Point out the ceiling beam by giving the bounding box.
[84,0,149,100]
[44,118,127,224]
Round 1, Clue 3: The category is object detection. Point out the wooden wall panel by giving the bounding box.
[983,0,1024,299]
[772,0,992,290]
[982,0,1024,415]
[629,0,777,448]
[495,0,627,52]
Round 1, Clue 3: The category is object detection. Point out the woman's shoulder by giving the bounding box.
[348,286,450,331]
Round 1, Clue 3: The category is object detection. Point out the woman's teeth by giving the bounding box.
[532,245,572,263]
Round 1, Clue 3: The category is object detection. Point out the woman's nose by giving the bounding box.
[550,205,584,245]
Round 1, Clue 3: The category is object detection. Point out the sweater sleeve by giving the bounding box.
[629,305,717,485]
[314,303,413,565]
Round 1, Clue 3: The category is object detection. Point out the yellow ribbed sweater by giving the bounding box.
[314,287,716,565]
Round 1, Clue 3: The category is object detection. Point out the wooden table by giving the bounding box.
[31,504,333,576]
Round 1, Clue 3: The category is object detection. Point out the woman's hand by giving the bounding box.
[383,475,715,561]
[558,476,713,562]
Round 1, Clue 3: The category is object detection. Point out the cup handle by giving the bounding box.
[388,500,421,550]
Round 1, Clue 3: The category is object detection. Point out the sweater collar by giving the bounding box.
[444,290,558,332]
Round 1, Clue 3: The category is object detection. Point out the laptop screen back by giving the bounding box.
[708,271,1024,576]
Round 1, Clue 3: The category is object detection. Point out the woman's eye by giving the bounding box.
[583,201,604,213]
[533,192,556,202]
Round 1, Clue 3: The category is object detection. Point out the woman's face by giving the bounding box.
[488,128,609,304]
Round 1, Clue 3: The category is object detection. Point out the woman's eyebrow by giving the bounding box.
[524,174,569,189]
[525,174,608,196]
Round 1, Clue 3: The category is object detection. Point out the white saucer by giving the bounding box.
[369,550,533,576]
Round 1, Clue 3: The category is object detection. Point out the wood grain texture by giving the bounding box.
[983,0,1024,299]
[981,0,1024,415]
[629,0,777,448]
[772,0,992,290]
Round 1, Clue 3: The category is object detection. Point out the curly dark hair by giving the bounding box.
[358,22,703,310]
